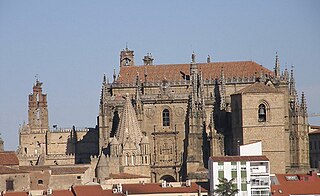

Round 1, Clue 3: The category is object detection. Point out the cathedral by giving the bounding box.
[17,48,310,183]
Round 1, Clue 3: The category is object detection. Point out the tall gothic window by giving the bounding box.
[258,104,266,122]
[162,109,170,126]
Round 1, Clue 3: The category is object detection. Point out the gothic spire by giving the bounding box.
[191,51,195,63]
[300,92,307,117]
[103,74,107,84]
[290,66,297,96]
[207,55,211,63]
[113,69,116,82]
[283,65,289,83]
[274,52,280,79]
[115,94,143,147]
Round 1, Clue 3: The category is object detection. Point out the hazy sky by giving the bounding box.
[0,1,319,150]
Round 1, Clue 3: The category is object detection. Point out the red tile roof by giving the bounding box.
[51,190,74,196]
[116,61,272,84]
[2,192,28,196]
[233,82,279,94]
[72,185,105,196]
[50,166,89,175]
[309,129,320,135]
[0,151,19,166]
[19,165,88,175]
[0,166,28,174]
[271,172,320,195]
[121,182,207,194]
[108,173,150,179]
[19,165,50,171]
[210,155,269,162]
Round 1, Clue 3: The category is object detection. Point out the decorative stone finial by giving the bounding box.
[191,52,196,63]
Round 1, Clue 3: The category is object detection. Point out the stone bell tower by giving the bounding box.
[28,80,49,130]
[120,47,134,67]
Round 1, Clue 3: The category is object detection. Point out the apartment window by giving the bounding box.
[241,171,247,177]
[218,162,224,171]
[231,171,237,178]
[218,171,224,178]
[258,104,266,122]
[231,162,237,171]
[38,179,43,185]
[162,109,170,126]
[241,183,247,191]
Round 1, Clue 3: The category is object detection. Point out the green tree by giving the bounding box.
[214,177,239,196]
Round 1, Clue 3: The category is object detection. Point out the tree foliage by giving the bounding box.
[214,177,239,196]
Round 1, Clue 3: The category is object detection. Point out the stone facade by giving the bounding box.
[17,49,310,184]
[18,81,99,166]
[0,171,30,192]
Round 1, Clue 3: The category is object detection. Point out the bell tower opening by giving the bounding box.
[258,104,266,122]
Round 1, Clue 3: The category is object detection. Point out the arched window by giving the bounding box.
[162,109,170,126]
[258,104,266,122]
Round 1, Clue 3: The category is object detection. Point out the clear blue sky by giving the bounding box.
[0,1,319,150]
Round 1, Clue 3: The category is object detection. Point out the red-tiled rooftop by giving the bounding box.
[0,151,19,166]
[271,172,320,195]
[50,166,89,175]
[108,173,150,179]
[233,82,279,94]
[19,165,88,175]
[210,155,269,162]
[71,185,105,196]
[122,182,207,194]
[116,61,272,84]
[2,192,28,196]
[51,189,74,196]
[0,166,28,174]
[19,165,50,171]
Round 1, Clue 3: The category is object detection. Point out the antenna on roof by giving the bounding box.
[35,74,39,82]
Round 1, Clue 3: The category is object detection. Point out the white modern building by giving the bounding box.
[208,155,270,196]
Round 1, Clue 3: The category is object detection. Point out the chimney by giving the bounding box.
[143,53,154,65]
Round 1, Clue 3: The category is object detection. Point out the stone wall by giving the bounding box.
[232,92,287,174]
[0,173,30,192]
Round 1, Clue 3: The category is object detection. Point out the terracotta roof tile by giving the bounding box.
[271,172,320,195]
[121,182,207,194]
[51,190,74,196]
[72,185,104,196]
[210,155,269,162]
[51,166,89,175]
[0,166,28,174]
[0,151,19,166]
[309,129,320,135]
[116,61,272,84]
[2,192,28,196]
[234,82,279,94]
[108,173,149,179]
[19,165,89,175]
[19,165,50,171]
